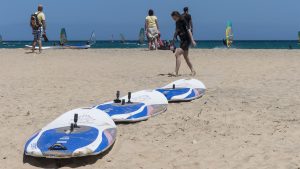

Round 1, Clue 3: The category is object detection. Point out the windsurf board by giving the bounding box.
[24,108,116,158]
[156,79,206,102]
[95,90,168,122]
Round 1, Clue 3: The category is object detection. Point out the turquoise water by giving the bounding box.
[0,40,299,49]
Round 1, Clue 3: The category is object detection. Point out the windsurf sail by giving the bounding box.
[88,31,96,46]
[298,31,300,44]
[60,28,68,45]
[138,28,145,44]
[120,33,126,43]
[225,21,233,48]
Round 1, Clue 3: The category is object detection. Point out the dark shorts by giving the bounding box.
[180,40,191,51]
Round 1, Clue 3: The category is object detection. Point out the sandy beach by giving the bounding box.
[0,49,300,169]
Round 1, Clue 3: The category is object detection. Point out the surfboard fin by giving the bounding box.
[70,123,74,132]
[114,91,121,103]
[74,114,78,128]
[121,99,126,105]
[127,92,132,104]
[70,114,79,132]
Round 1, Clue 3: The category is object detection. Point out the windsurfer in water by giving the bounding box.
[225,21,233,48]
[171,11,197,77]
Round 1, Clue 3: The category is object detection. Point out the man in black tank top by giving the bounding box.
[182,7,193,33]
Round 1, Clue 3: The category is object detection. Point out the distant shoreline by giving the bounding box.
[1,40,299,49]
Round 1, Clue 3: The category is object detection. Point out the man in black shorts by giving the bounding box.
[182,7,193,33]
[171,11,196,76]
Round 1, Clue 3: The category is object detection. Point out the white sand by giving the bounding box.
[0,49,300,169]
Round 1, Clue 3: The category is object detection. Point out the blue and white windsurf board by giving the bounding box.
[156,79,206,102]
[24,108,116,158]
[25,45,63,50]
[95,90,168,122]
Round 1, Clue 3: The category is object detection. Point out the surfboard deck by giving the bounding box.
[95,90,168,122]
[24,108,116,158]
[156,79,206,102]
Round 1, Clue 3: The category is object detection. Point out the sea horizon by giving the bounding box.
[1,40,299,49]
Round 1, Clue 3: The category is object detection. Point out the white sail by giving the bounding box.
[88,31,96,46]
[120,34,126,43]
[138,28,145,44]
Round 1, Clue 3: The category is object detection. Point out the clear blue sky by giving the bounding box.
[0,0,299,40]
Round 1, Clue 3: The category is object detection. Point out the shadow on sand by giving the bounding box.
[23,145,114,169]
[158,73,178,77]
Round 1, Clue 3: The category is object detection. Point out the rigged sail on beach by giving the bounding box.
[88,31,96,45]
[120,33,126,43]
[138,28,145,44]
[225,21,233,48]
[60,28,68,45]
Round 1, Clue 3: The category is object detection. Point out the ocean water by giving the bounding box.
[0,40,299,49]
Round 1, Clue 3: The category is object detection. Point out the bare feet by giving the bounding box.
[191,71,196,76]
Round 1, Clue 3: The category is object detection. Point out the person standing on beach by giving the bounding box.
[171,11,196,76]
[145,9,160,50]
[182,7,193,33]
[30,4,46,53]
